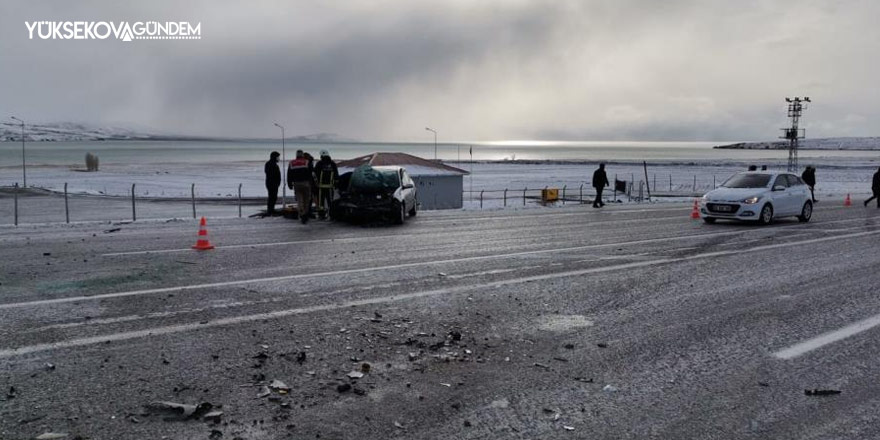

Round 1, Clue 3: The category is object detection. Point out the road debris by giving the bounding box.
[269,380,290,393]
[146,401,214,420]
[337,383,352,393]
[574,377,594,383]
[35,433,68,440]
[256,386,271,398]
[804,389,841,396]
[602,385,618,393]
[296,351,307,364]
[394,421,406,430]
[347,371,364,380]
[203,411,224,423]
[534,362,551,370]
[103,228,121,234]
[597,343,608,348]
[563,426,575,431]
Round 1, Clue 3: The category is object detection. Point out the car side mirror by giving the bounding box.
[772,185,785,191]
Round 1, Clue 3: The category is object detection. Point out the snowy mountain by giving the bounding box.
[0,122,146,142]
[716,137,880,150]
[0,122,354,143]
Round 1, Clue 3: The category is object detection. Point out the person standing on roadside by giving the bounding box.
[264,151,281,215]
[864,166,880,208]
[592,163,610,208]
[801,165,817,203]
[313,149,339,219]
[288,150,315,224]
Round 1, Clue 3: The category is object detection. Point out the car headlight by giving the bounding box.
[742,196,760,204]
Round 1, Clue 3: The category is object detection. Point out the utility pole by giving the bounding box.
[781,97,811,172]
[10,116,25,187]
[274,122,286,207]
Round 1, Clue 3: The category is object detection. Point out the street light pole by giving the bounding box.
[10,116,25,187]
[273,122,286,207]
[425,127,437,160]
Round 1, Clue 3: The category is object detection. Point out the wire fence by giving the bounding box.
[3,182,259,226]
[0,172,807,224]
[462,173,720,209]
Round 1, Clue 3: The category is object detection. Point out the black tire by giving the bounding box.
[758,204,773,225]
[392,201,405,225]
[798,201,813,223]
[703,217,716,224]
[408,203,417,217]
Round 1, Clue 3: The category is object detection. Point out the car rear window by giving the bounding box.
[721,174,772,188]
[350,165,400,193]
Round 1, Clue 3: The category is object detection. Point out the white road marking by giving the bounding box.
[4,228,880,358]
[4,229,768,310]
[773,313,880,360]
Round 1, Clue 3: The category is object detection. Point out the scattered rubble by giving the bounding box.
[146,401,214,420]
[602,385,618,393]
[804,389,841,396]
[35,433,68,440]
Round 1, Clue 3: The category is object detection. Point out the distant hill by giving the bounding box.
[0,122,353,143]
[716,137,880,150]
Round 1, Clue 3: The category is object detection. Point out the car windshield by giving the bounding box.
[721,174,772,188]
[350,165,400,193]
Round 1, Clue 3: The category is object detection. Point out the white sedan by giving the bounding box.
[700,171,813,225]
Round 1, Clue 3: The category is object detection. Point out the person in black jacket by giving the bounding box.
[801,165,817,202]
[313,150,339,219]
[264,151,281,215]
[864,167,880,208]
[592,163,610,208]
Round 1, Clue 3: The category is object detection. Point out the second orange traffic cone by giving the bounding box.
[844,194,852,207]
[691,198,701,220]
[192,216,215,250]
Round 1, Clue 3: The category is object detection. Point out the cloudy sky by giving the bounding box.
[0,0,878,142]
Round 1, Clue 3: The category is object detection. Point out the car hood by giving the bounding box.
[704,187,766,202]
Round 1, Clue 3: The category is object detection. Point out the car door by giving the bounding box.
[786,174,808,211]
[771,175,793,215]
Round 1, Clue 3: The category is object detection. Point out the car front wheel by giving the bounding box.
[758,204,773,225]
[798,201,812,223]
[393,201,405,225]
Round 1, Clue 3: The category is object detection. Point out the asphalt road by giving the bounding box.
[2,201,880,439]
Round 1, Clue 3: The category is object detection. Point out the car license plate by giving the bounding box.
[715,205,732,212]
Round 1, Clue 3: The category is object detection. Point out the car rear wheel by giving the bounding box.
[758,204,773,225]
[392,201,405,225]
[798,201,812,222]
[703,217,716,224]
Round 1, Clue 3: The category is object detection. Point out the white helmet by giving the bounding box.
[320,149,330,158]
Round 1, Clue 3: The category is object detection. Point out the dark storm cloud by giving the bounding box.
[1,0,879,141]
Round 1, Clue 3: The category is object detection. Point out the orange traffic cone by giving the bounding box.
[691,198,701,220]
[192,216,215,250]
[844,194,852,207]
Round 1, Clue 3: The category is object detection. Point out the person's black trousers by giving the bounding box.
[866,191,880,207]
[266,186,279,214]
[593,187,604,207]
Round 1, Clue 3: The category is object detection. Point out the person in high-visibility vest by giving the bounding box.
[313,149,339,219]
